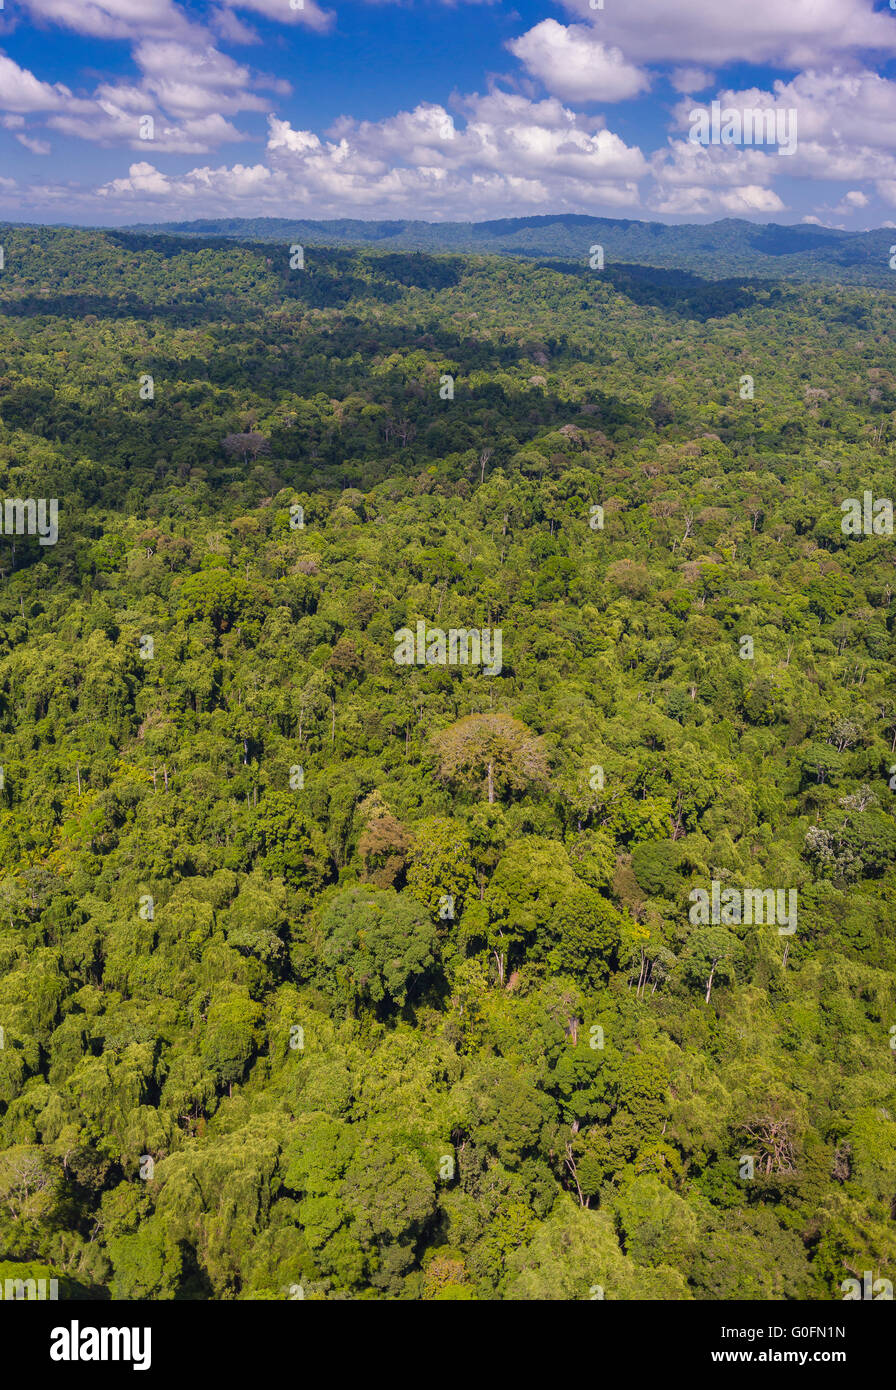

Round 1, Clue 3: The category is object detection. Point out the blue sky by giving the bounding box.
[2,0,896,227]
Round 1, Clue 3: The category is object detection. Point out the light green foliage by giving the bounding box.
[506,1197,691,1300]
[405,816,475,917]
[613,1174,698,1268]
[319,885,440,1010]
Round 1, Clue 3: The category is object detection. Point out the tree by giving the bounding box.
[175,568,253,634]
[453,1057,553,1170]
[614,1174,698,1268]
[476,837,587,980]
[222,432,270,464]
[3,223,896,1306]
[547,888,623,987]
[682,926,741,1004]
[108,1220,184,1299]
[319,885,440,1012]
[0,1145,57,1221]
[739,1113,798,1176]
[631,839,683,897]
[566,830,616,889]
[201,990,263,1088]
[431,713,549,805]
[405,816,474,916]
[505,1197,690,1300]
[252,791,330,894]
[357,796,410,888]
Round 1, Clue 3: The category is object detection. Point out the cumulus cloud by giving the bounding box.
[47,105,248,153]
[666,71,896,186]
[507,20,650,103]
[7,0,302,156]
[93,155,642,220]
[652,138,780,187]
[651,183,786,216]
[5,0,895,226]
[0,28,277,152]
[0,53,71,112]
[670,68,714,95]
[218,0,334,34]
[19,0,199,41]
[648,137,786,215]
[764,69,896,153]
[0,51,257,155]
[327,92,646,179]
[129,39,277,117]
[86,94,647,219]
[561,0,896,66]
[832,189,869,213]
[101,160,175,195]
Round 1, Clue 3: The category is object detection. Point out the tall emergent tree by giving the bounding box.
[431,713,549,804]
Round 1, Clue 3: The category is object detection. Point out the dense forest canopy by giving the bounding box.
[0,224,894,1301]
[126,213,896,288]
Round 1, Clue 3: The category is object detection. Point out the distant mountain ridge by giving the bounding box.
[122,213,896,285]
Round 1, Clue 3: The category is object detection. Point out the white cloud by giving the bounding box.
[19,0,198,41]
[766,70,896,153]
[9,0,297,155]
[87,95,647,219]
[562,0,896,66]
[46,104,248,153]
[0,54,71,112]
[668,72,896,183]
[652,138,780,189]
[102,160,173,195]
[219,0,334,34]
[324,93,648,181]
[650,182,785,216]
[130,39,274,117]
[647,135,790,216]
[722,185,785,212]
[16,133,51,153]
[507,20,649,103]
[4,2,893,228]
[267,118,323,156]
[209,6,262,44]
[670,68,714,94]
[0,30,275,153]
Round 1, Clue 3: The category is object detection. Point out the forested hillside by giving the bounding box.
[129,214,896,287]
[0,224,894,1301]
